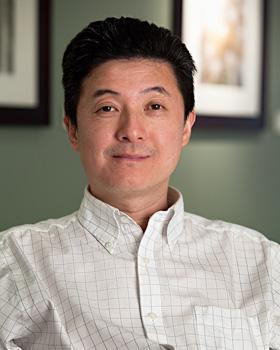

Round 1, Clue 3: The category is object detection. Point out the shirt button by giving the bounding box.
[143,257,150,265]
[147,312,157,320]
[120,216,129,224]
[105,241,112,249]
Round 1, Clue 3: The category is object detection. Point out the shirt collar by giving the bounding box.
[77,186,185,253]
[165,187,185,249]
[77,187,121,253]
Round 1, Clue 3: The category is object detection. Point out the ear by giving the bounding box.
[182,111,196,147]
[64,116,79,151]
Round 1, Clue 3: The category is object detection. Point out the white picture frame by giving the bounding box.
[173,0,266,128]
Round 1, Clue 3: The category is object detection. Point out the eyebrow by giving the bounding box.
[140,86,170,96]
[93,89,119,98]
[92,86,170,99]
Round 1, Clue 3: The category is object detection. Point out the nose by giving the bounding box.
[116,110,147,143]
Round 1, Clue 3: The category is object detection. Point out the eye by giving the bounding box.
[149,103,162,110]
[145,102,166,115]
[95,105,118,115]
[98,105,115,112]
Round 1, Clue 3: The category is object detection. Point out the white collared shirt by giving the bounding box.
[0,187,279,349]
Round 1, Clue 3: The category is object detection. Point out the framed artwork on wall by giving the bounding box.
[0,0,50,125]
[173,0,267,128]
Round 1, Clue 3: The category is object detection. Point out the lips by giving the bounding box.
[113,154,150,160]
[107,146,154,160]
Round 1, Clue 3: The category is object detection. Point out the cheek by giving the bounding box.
[158,128,184,155]
[80,119,116,146]
[78,129,110,163]
[154,131,184,174]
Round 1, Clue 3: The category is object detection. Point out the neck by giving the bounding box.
[89,184,172,231]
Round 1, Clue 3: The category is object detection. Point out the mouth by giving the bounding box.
[112,154,150,161]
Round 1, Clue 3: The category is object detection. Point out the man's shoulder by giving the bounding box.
[183,211,273,246]
[0,212,78,247]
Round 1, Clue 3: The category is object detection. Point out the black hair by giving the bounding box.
[62,17,196,126]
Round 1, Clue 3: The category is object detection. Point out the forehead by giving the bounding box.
[81,58,180,93]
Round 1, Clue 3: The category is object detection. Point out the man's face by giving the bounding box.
[65,59,195,199]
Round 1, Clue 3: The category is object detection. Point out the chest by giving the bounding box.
[32,235,272,349]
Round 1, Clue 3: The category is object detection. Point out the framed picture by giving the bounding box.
[0,0,50,125]
[173,0,267,128]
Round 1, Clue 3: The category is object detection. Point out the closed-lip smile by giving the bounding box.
[113,154,150,161]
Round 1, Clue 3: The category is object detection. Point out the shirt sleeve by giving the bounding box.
[270,240,280,349]
[0,240,25,349]
[0,231,72,349]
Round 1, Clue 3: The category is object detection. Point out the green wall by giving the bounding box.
[0,0,279,243]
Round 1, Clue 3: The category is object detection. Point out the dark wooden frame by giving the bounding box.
[0,0,50,125]
[173,0,267,129]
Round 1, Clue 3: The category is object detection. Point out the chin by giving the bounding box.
[107,178,156,194]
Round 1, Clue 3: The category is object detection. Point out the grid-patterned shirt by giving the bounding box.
[0,187,280,349]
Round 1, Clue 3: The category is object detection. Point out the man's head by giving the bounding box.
[62,17,196,127]
[63,17,196,203]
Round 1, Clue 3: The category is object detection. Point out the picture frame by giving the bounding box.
[173,0,267,128]
[0,0,50,125]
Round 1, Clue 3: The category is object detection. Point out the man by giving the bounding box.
[0,17,279,350]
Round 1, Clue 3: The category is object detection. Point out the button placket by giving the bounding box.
[137,220,167,344]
